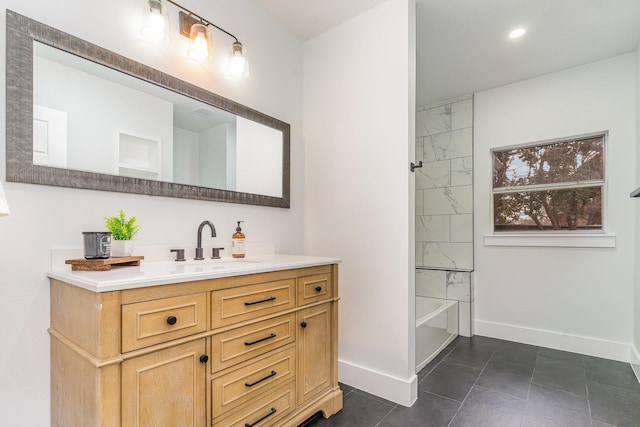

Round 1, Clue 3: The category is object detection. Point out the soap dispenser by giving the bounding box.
[232,221,246,258]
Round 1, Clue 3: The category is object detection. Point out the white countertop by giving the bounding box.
[47,254,341,293]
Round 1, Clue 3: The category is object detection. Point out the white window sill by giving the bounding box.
[483,233,616,248]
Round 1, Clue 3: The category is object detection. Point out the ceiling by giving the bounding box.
[249,0,640,107]
[248,0,389,42]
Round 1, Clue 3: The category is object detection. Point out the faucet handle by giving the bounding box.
[170,249,186,262]
[211,247,224,259]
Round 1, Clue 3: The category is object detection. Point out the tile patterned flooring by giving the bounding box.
[304,336,640,427]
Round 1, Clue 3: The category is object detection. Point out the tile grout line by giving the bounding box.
[417,337,464,385]
[421,389,466,405]
[373,404,398,427]
[584,354,595,425]
[518,347,539,427]
[445,347,495,427]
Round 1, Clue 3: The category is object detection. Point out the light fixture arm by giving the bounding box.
[164,0,239,43]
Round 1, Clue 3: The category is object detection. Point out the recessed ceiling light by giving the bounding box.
[509,28,526,39]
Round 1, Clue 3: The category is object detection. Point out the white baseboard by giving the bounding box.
[338,359,417,407]
[475,319,630,362]
[631,344,640,384]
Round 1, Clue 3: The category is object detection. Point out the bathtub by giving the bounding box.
[416,297,459,372]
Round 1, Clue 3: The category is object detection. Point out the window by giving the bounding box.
[492,134,605,232]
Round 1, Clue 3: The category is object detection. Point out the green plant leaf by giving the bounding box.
[104,209,141,240]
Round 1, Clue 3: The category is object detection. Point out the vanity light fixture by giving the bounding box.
[228,41,249,79]
[0,180,10,217]
[508,28,526,39]
[141,0,249,78]
[140,0,171,44]
[187,23,212,60]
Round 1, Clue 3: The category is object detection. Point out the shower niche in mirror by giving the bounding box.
[7,10,290,207]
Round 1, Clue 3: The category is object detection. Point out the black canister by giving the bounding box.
[82,232,112,259]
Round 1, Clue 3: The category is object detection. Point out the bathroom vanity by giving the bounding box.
[47,255,342,426]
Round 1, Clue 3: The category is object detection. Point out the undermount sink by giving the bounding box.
[164,258,263,273]
[180,258,261,265]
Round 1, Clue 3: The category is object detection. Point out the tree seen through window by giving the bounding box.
[492,135,605,231]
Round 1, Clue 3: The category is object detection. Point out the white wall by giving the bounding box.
[474,53,637,361]
[236,117,283,197]
[633,43,640,379]
[0,1,304,424]
[199,123,231,189]
[304,0,417,406]
[173,127,199,185]
[34,55,174,178]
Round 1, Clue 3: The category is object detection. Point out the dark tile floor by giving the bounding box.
[303,336,640,427]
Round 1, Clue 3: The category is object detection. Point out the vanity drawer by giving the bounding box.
[297,273,332,306]
[213,380,296,427]
[212,346,296,417]
[211,279,296,328]
[122,293,207,352]
[211,313,295,372]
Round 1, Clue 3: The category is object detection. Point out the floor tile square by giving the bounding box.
[378,391,459,427]
[537,347,584,367]
[520,401,592,427]
[449,386,526,427]
[492,341,539,367]
[469,335,506,349]
[316,389,395,426]
[475,358,534,399]
[527,383,589,415]
[444,341,494,369]
[584,355,640,393]
[532,355,587,396]
[420,361,482,402]
[338,382,356,396]
[417,339,459,382]
[588,380,640,427]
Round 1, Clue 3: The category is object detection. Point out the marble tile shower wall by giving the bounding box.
[415,97,473,272]
[415,98,474,335]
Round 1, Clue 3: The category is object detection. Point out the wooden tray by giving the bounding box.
[65,256,144,271]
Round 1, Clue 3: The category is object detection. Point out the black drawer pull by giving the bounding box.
[244,333,276,346]
[245,408,276,427]
[167,316,177,325]
[315,286,322,292]
[245,370,277,387]
[244,296,276,306]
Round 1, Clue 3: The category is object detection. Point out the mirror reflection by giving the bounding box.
[33,42,283,198]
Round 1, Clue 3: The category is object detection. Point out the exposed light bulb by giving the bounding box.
[508,28,526,39]
[228,42,249,79]
[188,23,211,61]
[141,0,170,43]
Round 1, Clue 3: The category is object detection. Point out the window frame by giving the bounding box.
[485,131,614,248]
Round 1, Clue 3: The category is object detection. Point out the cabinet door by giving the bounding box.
[122,340,207,427]
[297,303,332,405]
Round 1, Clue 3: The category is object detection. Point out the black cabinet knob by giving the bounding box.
[300,321,307,328]
[315,286,322,292]
[199,355,209,364]
[167,316,177,325]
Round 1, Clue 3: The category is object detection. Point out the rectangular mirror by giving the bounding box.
[6,10,290,208]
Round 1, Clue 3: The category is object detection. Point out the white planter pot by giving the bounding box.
[111,240,134,257]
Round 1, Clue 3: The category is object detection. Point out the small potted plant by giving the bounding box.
[104,210,141,257]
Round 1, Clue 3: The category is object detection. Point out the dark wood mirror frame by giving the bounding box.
[5,10,290,208]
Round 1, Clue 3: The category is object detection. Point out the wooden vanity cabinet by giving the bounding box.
[50,264,342,427]
[121,339,207,427]
[297,303,332,406]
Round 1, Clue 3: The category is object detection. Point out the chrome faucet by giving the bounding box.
[195,220,216,260]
